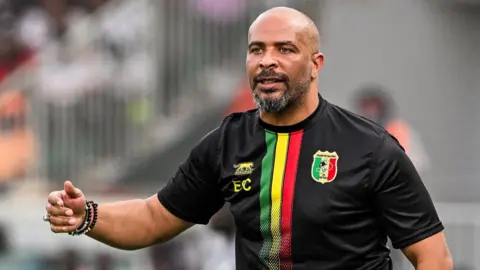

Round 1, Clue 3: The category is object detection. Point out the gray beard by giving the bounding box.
[253,83,309,113]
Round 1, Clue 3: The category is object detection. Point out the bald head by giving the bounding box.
[249,7,320,54]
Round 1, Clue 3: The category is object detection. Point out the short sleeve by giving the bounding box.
[157,128,225,225]
[369,134,444,249]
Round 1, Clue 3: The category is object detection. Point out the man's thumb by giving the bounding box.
[64,180,83,198]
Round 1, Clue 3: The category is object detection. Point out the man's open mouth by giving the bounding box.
[257,77,285,84]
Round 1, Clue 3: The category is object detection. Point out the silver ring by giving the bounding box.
[43,214,51,222]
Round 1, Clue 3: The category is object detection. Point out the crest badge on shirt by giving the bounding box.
[311,151,339,184]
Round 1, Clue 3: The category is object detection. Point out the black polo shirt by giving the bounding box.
[157,96,443,270]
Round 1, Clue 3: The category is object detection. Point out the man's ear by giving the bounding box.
[311,52,324,79]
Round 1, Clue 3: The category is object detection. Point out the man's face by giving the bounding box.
[86,0,107,12]
[246,15,314,113]
[360,99,382,123]
[0,32,14,57]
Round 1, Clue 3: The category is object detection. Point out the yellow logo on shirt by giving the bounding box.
[234,162,254,176]
[233,178,252,192]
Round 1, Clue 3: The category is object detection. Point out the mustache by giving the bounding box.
[253,69,289,84]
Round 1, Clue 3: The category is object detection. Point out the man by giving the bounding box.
[0,224,8,255]
[353,85,430,173]
[0,1,34,82]
[44,7,453,270]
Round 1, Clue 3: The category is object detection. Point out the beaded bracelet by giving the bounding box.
[71,202,91,235]
[70,200,98,236]
[75,202,93,235]
[69,201,91,236]
[86,202,98,234]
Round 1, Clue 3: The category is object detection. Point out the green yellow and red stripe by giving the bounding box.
[260,131,303,270]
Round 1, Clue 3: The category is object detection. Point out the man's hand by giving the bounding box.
[45,181,194,250]
[46,180,87,233]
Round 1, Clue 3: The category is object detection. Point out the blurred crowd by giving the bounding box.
[0,0,154,188]
[0,0,111,183]
[6,0,108,50]
[0,0,240,269]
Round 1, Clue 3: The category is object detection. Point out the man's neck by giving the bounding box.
[259,89,319,127]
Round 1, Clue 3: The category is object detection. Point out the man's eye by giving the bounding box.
[279,47,293,53]
[250,47,262,53]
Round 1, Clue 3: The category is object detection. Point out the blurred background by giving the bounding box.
[0,0,478,269]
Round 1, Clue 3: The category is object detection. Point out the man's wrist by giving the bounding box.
[70,200,98,236]
[79,205,88,227]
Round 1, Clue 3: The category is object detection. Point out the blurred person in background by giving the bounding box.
[353,85,431,269]
[0,91,35,192]
[0,0,36,193]
[20,0,120,183]
[353,84,430,174]
[62,249,82,270]
[161,205,236,270]
[15,0,84,51]
[38,249,86,270]
[183,205,236,270]
[149,240,186,270]
[82,0,108,13]
[0,0,34,81]
[15,0,66,51]
[43,7,452,270]
[0,224,9,255]
[224,81,256,115]
[95,252,113,270]
[204,205,236,270]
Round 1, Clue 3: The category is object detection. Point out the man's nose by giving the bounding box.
[259,52,278,69]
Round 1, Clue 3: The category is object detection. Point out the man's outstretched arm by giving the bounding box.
[86,195,193,250]
[47,182,193,250]
[47,127,224,250]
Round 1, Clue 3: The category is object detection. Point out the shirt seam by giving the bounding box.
[364,131,388,193]
[392,222,444,249]
[215,114,234,184]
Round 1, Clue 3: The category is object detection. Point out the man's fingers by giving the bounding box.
[50,224,78,234]
[47,191,64,206]
[64,180,83,199]
[46,204,73,216]
[49,216,78,227]
[47,182,84,234]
